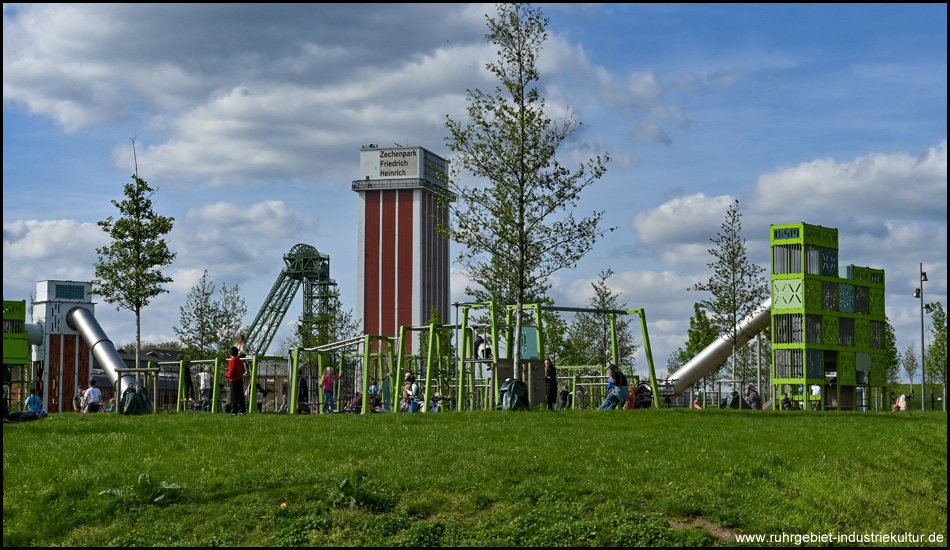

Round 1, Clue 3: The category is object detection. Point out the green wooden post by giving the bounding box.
[248,355,260,414]
[316,350,324,413]
[290,347,300,415]
[610,313,619,366]
[177,359,187,413]
[210,357,222,413]
[423,321,437,413]
[572,373,579,410]
[335,354,344,412]
[534,304,545,359]
[361,335,372,415]
[488,301,500,407]
[458,307,470,412]
[630,309,661,409]
[396,325,409,410]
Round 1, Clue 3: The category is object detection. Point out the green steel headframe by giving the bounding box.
[243,243,337,355]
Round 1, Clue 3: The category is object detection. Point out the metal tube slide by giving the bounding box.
[672,298,772,396]
[66,306,137,395]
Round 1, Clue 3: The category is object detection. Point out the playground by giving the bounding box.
[3,216,946,545]
[5,224,908,418]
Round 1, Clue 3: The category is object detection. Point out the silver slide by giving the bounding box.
[66,306,137,395]
[672,298,772,396]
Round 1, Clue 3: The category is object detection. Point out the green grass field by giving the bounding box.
[3,409,947,547]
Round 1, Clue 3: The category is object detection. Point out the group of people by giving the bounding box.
[194,347,345,415]
[68,379,109,413]
[401,372,424,413]
[398,372,450,413]
[544,359,635,411]
[19,379,110,415]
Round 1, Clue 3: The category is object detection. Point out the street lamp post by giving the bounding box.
[913,263,932,412]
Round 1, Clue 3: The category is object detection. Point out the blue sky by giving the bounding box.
[3,3,946,379]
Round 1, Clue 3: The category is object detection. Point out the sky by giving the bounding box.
[3,3,947,380]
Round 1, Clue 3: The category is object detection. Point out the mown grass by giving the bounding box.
[3,409,946,547]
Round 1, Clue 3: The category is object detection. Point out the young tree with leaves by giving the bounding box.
[691,199,768,395]
[924,301,947,411]
[174,271,218,360]
[93,174,176,376]
[174,270,247,360]
[443,3,611,381]
[563,269,638,369]
[902,343,919,389]
[883,316,901,398]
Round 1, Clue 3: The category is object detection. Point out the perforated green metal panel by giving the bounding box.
[869,353,885,386]
[821,316,839,345]
[839,284,854,313]
[822,248,838,277]
[855,319,870,348]
[870,288,885,317]
[3,300,29,366]
[773,280,803,309]
[804,279,822,311]
[838,352,856,385]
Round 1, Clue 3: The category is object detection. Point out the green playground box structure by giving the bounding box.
[770,223,887,410]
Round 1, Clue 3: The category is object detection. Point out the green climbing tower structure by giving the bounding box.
[770,223,887,410]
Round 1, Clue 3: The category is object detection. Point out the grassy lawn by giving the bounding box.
[3,409,946,546]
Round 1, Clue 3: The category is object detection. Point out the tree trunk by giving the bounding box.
[136,304,142,389]
[514,305,523,381]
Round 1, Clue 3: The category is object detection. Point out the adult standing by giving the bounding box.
[297,375,309,412]
[83,379,103,413]
[320,367,342,414]
[544,359,558,410]
[226,346,246,415]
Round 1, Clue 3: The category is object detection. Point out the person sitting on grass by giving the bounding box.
[598,365,629,410]
[25,389,42,411]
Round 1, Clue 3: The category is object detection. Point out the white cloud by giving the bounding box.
[749,141,947,222]
[632,193,735,246]
[3,219,105,261]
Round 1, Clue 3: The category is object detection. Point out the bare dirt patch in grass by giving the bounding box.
[668,517,738,542]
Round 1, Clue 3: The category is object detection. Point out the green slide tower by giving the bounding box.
[770,223,887,410]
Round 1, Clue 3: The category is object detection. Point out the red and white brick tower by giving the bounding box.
[352,145,451,351]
